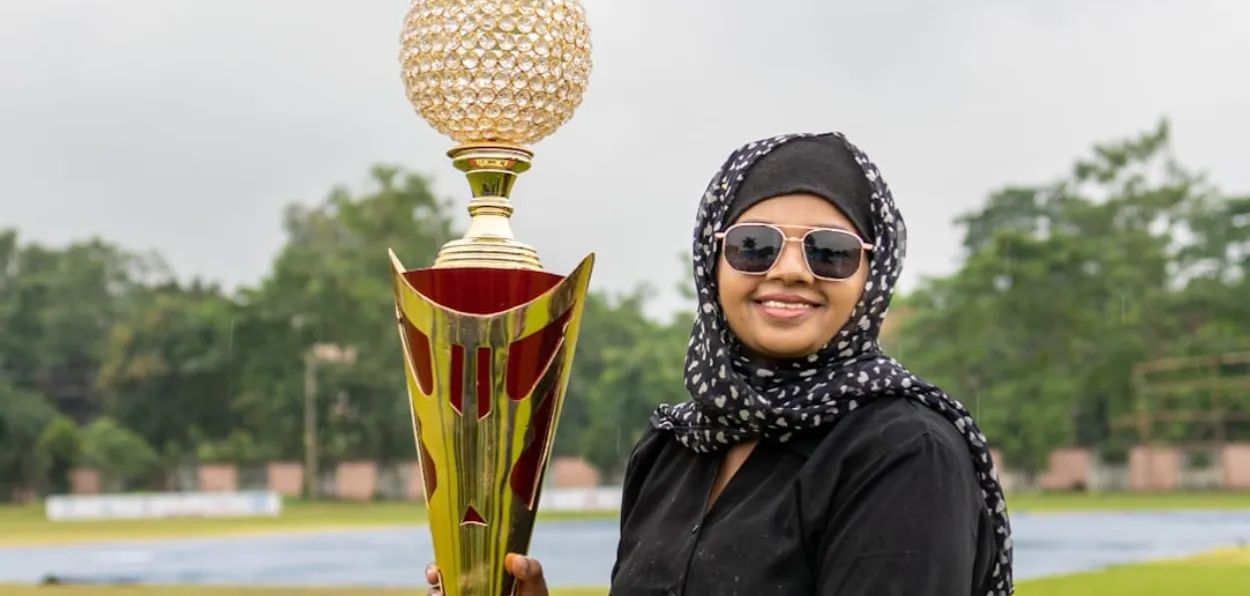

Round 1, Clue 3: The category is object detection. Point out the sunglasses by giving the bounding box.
[714,223,874,281]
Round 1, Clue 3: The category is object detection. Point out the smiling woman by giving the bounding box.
[428,133,1014,596]
[622,134,1011,596]
[714,197,875,361]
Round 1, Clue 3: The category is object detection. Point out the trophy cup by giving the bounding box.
[390,2,594,595]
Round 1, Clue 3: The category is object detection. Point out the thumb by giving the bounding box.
[506,554,549,595]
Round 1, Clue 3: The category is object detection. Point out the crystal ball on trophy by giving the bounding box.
[390,2,597,595]
[400,0,592,146]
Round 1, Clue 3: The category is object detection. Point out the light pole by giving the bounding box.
[303,343,357,500]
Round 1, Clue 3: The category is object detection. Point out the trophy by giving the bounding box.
[390,1,594,595]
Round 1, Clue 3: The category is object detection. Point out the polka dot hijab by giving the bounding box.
[650,132,1014,595]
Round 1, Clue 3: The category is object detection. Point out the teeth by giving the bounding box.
[760,300,813,310]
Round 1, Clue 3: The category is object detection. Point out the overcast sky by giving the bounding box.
[2,0,1247,317]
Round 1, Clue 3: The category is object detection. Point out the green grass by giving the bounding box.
[0,589,605,596]
[2,549,1249,596]
[2,493,1249,596]
[0,501,426,546]
[2,491,1248,548]
[1007,491,1250,513]
[0,588,604,596]
[1020,547,1250,595]
[0,500,614,546]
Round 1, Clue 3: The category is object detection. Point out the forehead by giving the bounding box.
[731,193,857,232]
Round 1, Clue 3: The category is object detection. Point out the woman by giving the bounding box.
[428,132,1015,595]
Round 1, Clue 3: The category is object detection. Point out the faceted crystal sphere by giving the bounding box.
[400,0,593,146]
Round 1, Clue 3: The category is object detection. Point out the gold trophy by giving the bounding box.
[390,1,594,594]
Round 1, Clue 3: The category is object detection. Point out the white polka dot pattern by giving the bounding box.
[649,132,1014,595]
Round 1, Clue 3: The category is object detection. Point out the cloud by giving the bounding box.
[1,0,1246,317]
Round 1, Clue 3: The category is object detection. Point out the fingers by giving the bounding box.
[425,563,441,595]
[506,554,549,595]
[428,556,549,596]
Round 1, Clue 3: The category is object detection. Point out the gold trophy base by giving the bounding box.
[432,144,543,271]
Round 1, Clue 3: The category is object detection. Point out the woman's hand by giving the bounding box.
[425,554,549,596]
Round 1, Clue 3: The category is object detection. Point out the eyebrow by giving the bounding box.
[737,219,854,232]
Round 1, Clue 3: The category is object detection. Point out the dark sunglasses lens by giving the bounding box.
[804,230,863,279]
[723,226,784,274]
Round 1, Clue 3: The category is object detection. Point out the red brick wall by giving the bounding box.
[198,464,239,492]
[551,456,600,488]
[336,461,377,501]
[1130,446,1180,491]
[1040,448,1091,490]
[267,462,304,497]
[1221,443,1250,490]
[53,443,1250,497]
[69,468,101,495]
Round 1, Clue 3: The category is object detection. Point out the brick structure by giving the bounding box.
[198,464,239,492]
[10,487,36,502]
[58,442,1250,498]
[266,462,304,497]
[551,456,600,488]
[336,461,378,501]
[1129,445,1181,491]
[988,449,1003,468]
[1221,443,1250,490]
[1040,448,1091,491]
[69,468,101,495]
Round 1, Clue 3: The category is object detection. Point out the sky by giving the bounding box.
[1,0,1247,317]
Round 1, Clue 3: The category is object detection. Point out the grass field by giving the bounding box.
[0,500,613,546]
[1,548,1249,596]
[3,491,1248,547]
[1006,491,1250,513]
[0,501,431,546]
[1019,546,1250,595]
[2,492,1249,594]
[0,588,599,596]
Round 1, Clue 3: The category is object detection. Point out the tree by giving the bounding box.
[79,417,159,492]
[894,119,1250,473]
[231,164,458,463]
[0,230,162,423]
[0,381,57,498]
[36,415,83,495]
[5,122,1244,495]
[96,282,240,457]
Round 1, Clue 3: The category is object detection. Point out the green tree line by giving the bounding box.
[1,120,1247,498]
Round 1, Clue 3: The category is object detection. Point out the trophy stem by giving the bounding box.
[433,143,543,271]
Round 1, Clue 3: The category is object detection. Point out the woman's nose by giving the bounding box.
[766,241,813,284]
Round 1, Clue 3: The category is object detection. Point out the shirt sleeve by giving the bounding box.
[610,427,663,585]
[814,429,983,596]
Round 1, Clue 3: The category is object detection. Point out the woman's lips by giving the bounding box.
[754,298,820,321]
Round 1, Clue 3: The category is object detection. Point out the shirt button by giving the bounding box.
[690,524,700,534]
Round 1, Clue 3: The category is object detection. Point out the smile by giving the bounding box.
[758,300,815,310]
[753,297,823,322]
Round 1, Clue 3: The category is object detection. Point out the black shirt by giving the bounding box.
[609,397,997,596]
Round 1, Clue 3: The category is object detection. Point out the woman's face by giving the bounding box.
[716,193,870,361]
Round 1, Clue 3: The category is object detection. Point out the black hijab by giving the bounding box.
[725,134,875,239]
[650,132,1014,596]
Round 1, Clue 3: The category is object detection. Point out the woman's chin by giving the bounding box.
[750,340,822,363]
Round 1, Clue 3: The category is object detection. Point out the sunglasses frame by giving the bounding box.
[714,222,875,281]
